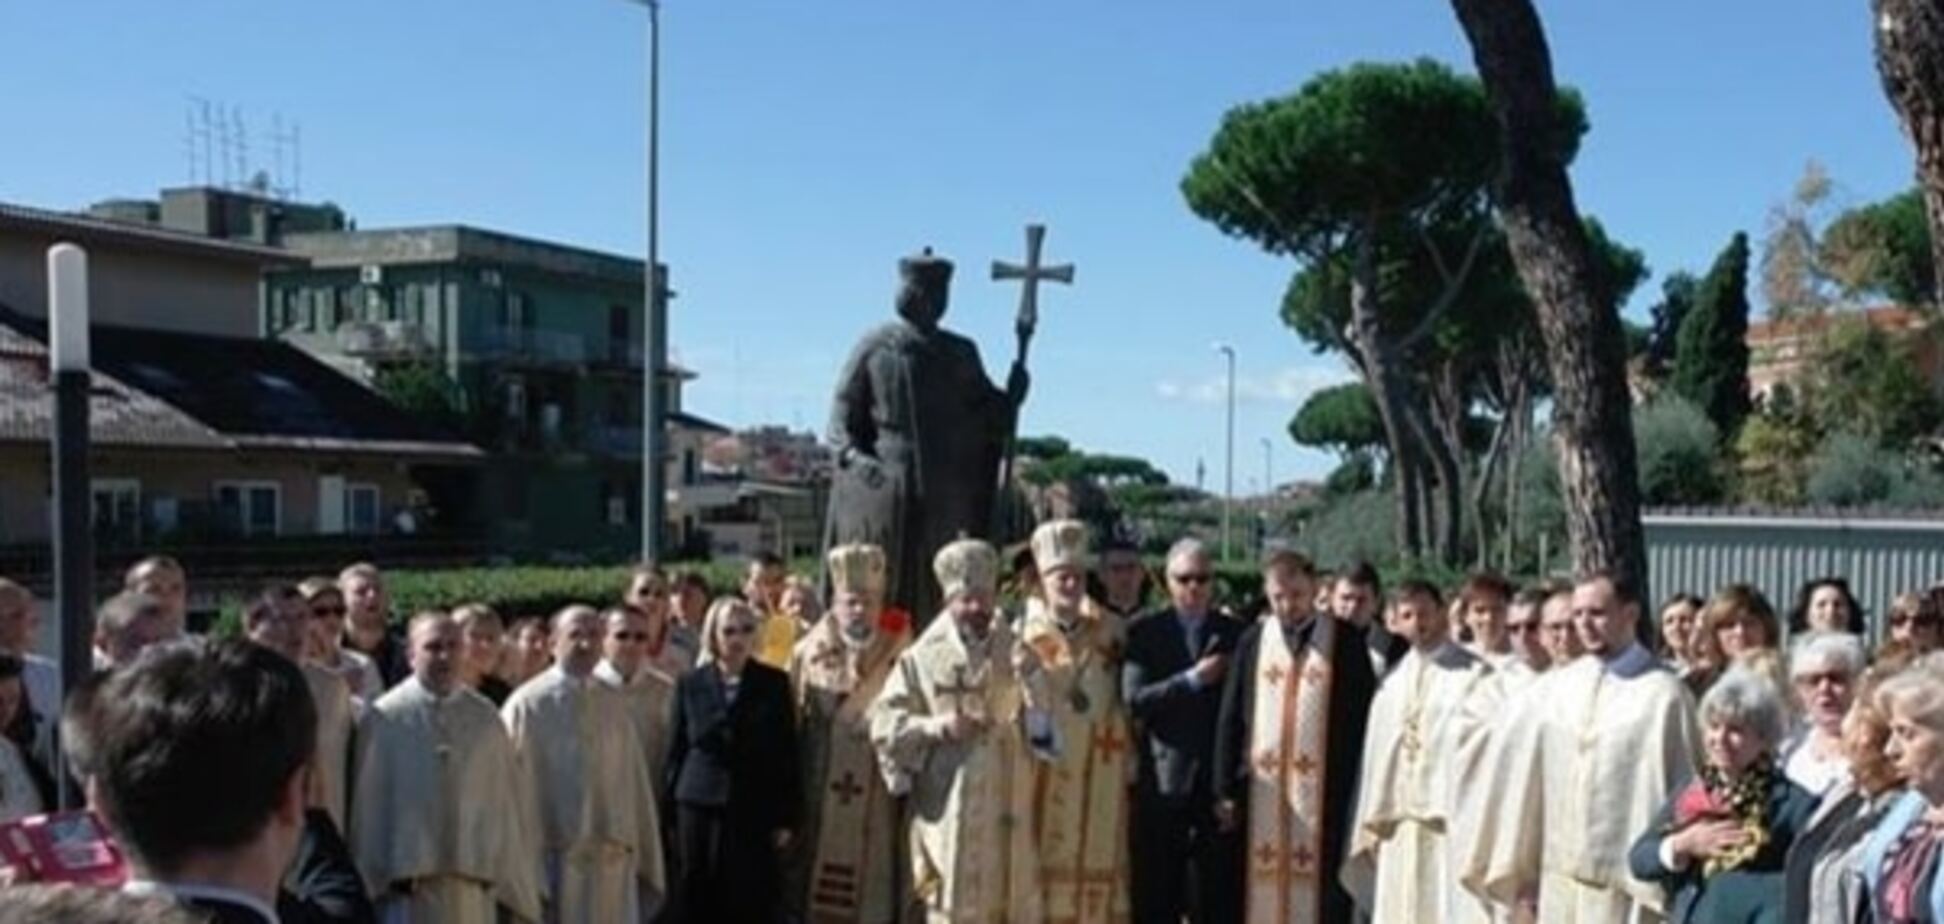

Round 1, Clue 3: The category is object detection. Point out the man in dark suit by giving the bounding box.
[83,641,318,924]
[1121,538,1246,924]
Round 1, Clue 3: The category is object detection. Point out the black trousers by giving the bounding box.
[1130,790,1241,924]
[674,802,780,924]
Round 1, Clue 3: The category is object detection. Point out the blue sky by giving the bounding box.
[0,1,1914,487]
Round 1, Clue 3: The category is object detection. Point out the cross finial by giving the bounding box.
[991,224,1074,338]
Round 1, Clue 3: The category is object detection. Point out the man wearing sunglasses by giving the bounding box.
[1121,538,1245,924]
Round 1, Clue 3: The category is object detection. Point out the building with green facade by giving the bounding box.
[262,224,726,560]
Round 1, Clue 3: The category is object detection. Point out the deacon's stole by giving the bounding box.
[795,616,911,924]
[1020,599,1132,924]
[1246,617,1337,924]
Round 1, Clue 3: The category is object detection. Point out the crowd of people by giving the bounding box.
[0,526,1940,923]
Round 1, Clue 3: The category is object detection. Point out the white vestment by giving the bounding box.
[351,678,543,924]
[869,615,1049,924]
[592,660,676,790]
[1344,641,1493,923]
[503,667,666,924]
[1458,643,1700,924]
[303,662,356,830]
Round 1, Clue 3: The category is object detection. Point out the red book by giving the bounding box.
[0,810,128,886]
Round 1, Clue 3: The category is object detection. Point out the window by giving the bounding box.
[214,481,281,537]
[503,291,530,330]
[345,483,380,535]
[91,479,141,545]
[609,304,631,363]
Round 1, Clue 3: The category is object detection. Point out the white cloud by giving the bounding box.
[1154,363,1354,405]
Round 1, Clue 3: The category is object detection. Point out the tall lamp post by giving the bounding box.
[1214,343,1235,561]
[48,243,93,808]
[627,0,668,562]
[1260,436,1273,498]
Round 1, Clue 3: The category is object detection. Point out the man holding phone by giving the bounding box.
[1121,538,1245,924]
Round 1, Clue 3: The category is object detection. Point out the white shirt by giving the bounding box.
[1781,728,1851,797]
[125,879,279,924]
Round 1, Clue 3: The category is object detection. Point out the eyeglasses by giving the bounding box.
[1170,573,1213,586]
[612,631,650,642]
[1793,670,1850,687]
[719,624,756,637]
[1507,622,1540,635]
[1890,614,1941,628]
[311,607,347,618]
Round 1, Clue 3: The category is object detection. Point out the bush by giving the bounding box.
[1633,396,1726,505]
[1291,489,1398,569]
[1805,433,1944,508]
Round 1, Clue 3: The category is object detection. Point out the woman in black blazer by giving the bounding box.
[666,598,801,924]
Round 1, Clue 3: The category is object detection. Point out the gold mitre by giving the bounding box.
[1030,519,1091,573]
[933,537,999,600]
[827,543,887,598]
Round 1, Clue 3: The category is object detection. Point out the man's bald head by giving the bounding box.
[95,592,179,669]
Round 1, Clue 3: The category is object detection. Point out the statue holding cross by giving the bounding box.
[823,228,1073,627]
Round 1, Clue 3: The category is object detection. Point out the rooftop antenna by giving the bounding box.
[182,105,199,186]
[191,97,215,186]
[270,112,288,200]
[231,105,249,192]
[291,121,303,201]
[213,103,233,188]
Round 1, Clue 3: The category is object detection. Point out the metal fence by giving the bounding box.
[1645,511,1944,643]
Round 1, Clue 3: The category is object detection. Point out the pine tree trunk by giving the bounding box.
[1352,230,1427,559]
[1873,0,1944,306]
[1449,0,1650,603]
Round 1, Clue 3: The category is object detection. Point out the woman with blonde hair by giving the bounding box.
[1685,585,1783,698]
[1858,655,1944,920]
[1881,592,1943,661]
[1783,662,1911,922]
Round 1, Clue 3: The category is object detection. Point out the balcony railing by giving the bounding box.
[337,321,436,358]
[476,327,589,365]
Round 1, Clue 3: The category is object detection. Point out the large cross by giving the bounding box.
[829,771,866,807]
[991,223,1074,350]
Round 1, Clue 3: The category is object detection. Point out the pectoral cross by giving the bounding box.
[829,771,866,807]
[936,665,985,720]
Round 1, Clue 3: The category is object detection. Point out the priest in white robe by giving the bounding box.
[1342,580,1494,923]
[869,538,1053,924]
[351,612,544,923]
[789,543,914,924]
[503,605,667,924]
[593,605,677,788]
[1458,574,1702,924]
[1018,520,1131,924]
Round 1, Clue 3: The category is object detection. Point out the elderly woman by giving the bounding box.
[1791,578,1867,636]
[1781,632,1868,796]
[1784,663,1910,923]
[1860,655,1944,922]
[1630,668,1819,924]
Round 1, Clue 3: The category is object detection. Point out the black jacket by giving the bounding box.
[278,807,376,924]
[665,661,801,831]
[1119,607,1245,800]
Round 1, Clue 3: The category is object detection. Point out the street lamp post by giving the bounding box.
[1261,436,1273,499]
[1215,343,1235,561]
[48,243,93,808]
[630,0,667,562]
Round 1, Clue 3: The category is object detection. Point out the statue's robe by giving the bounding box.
[1459,643,1701,924]
[502,667,667,924]
[351,678,543,924]
[1215,614,1379,924]
[869,614,1048,923]
[790,614,914,924]
[1342,640,1493,923]
[593,660,676,790]
[1017,597,1131,924]
[825,320,1013,627]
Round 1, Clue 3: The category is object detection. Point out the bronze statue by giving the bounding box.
[824,248,1028,626]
